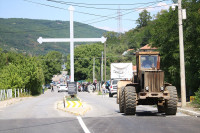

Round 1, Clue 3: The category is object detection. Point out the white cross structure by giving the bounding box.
[37,6,107,82]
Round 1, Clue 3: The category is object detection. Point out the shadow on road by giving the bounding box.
[118,111,166,117]
[0,118,82,133]
[136,111,165,117]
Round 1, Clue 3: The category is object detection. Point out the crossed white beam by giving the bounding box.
[37,6,107,82]
[37,36,106,44]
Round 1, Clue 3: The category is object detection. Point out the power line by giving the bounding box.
[82,3,156,25]
[47,0,170,10]
[24,0,67,10]
[75,2,162,25]
[47,0,170,6]
[22,0,116,23]
[1,0,172,34]
[73,55,136,60]
[24,0,172,24]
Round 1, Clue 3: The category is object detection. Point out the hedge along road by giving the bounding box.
[0,86,199,133]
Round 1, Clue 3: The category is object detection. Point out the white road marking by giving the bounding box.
[77,116,90,133]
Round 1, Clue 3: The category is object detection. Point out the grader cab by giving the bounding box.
[117,51,178,115]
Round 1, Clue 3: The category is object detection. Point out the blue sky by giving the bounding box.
[0,0,173,32]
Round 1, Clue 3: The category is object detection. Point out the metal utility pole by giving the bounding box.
[101,51,104,83]
[104,43,106,82]
[178,0,186,107]
[117,6,123,37]
[93,57,95,82]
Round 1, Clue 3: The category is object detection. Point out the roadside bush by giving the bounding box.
[193,88,200,107]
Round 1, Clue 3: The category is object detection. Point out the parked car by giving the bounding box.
[109,79,120,97]
[58,84,68,92]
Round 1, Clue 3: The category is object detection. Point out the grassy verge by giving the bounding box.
[189,102,200,111]
[65,95,80,101]
[97,91,109,95]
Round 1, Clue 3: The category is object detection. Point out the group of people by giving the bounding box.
[78,82,97,92]
[77,81,109,94]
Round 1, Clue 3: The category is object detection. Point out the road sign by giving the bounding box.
[68,82,77,95]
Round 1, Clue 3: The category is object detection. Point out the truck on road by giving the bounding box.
[117,51,178,115]
[109,63,133,97]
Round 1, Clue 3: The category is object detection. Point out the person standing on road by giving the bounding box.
[102,82,106,97]
[42,83,45,94]
[93,82,97,92]
[51,83,54,92]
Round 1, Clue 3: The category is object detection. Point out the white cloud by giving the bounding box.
[96,26,117,32]
[138,2,170,13]
[95,26,129,33]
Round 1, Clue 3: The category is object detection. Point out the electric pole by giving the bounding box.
[104,42,106,82]
[117,6,123,37]
[101,51,103,83]
[93,57,95,82]
[178,0,186,107]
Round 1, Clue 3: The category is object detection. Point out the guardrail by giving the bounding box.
[0,88,28,101]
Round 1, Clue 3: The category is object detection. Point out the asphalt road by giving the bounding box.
[0,87,200,133]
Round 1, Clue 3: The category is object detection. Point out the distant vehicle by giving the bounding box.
[58,84,68,92]
[109,79,120,97]
[110,63,133,80]
[110,63,133,98]
[45,84,51,89]
[56,83,60,88]
[53,82,57,86]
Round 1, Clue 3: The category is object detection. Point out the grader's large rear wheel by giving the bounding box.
[119,87,125,113]
[124,86,136,115]
[165,86,178,115]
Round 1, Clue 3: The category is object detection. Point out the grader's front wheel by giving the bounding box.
[124,86,137,115]
[119,87,125,113]
[165,86,178,115]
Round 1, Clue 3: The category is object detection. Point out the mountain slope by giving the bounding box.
[0,18,107,55]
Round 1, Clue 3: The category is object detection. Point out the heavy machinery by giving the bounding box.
[117,51,177,115]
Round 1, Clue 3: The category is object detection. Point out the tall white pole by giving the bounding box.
[104,42,106,82]
[68,6,75,82]
[101,51,103,83]
[178,0,186,107]
[93,57,95,82]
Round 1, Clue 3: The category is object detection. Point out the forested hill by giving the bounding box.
[0,18,107,55]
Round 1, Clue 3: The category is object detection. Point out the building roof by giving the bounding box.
[140,44,157,50]
[127,49,134,51]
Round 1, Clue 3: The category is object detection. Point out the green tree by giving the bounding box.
[150,0,200,95]
[41,51,62,83]
[0,50,63,95]
[136,9,152,28]
[67,43,104,81]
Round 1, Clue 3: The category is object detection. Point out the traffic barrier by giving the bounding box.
[0,88,27,101]
[66,101,82,108]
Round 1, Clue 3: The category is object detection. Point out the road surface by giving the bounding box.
[0,87,199,133]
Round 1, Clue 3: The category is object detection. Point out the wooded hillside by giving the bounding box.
[0,18,106,55]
